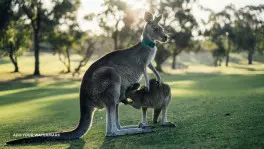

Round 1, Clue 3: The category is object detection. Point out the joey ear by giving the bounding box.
[144,11,153,23]
[154,15,162,23]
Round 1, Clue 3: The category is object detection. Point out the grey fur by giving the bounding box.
[126,79,176,128]
[6,11,168,145]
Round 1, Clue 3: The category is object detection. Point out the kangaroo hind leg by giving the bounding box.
[99,68,152,136]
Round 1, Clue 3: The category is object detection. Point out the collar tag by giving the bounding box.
[141,39,155,48]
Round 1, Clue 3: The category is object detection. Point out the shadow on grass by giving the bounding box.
[0,81,37,92]
[68,139,85,149]
[232,65,264,71]
[1,72,264,148]
[0,85,79,107]
[99,127,178,149]
[0,75,49,92]
[2,73,264,107]
[0,77,81,108]
[232,66,256,71]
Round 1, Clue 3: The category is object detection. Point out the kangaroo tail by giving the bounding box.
[6,89,95,145]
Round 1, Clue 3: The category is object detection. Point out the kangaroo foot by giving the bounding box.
[106,128,152,137]
[138,122,154,129]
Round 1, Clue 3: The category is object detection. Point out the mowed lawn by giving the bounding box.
[0,53,264,149]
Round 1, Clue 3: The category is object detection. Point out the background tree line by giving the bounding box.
[0,0,263,75]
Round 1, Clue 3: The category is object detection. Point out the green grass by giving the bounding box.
[0,53,264,148]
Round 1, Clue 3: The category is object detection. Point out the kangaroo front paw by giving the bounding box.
[162,122,176,128]
[156,79,161,86]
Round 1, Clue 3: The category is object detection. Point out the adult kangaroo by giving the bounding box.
[7,11,168,145]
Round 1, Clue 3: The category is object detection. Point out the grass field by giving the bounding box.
[0,53,264,149]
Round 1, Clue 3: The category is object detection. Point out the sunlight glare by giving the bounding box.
[123,0,148,10]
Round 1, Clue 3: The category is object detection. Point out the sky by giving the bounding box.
[77,0,264,32]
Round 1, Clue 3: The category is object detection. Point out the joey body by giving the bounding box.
[126,79,176,128]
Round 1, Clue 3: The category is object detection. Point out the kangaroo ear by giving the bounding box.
[154,15,162,23]
[144,11,153,23]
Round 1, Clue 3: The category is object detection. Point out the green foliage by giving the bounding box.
[95,0,129,49]
[204,4,243,66]
[0,20,31,72]
[159,0,198,69]
[72,35,100,76]
[0,0,13,31]
[232,4,264,64]
[10,0,81,75]
[44,0,81,73]
[256,25,264,55]
[89,0,143,50]
[200,40,217,51]
[47,27,83,73]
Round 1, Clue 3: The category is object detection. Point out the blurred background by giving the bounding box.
[0,0,264,148]
[0,0,263,77]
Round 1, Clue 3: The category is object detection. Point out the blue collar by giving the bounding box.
[141,39,155,48]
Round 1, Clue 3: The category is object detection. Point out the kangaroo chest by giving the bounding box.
[137,46,157,66]
[113,46,157,88]
[146,46,157,65]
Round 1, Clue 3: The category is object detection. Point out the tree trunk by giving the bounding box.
[113,20,120,50]
[172,50,177,69]
[14,55,19,72]
[114,32,118,50]
[225,40,231,67]
[248,49,253,65]
[9,48,19,72]
[33,29,40,76]
[214,58,218,67]
[73,58,88,76]
[66,49,71,73]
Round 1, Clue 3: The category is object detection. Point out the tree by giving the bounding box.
[45,0,80,73]
[148,0,175,71]
[145,0,199,70]
[0,21,31,72]
[163,0,198,69]
[15,0,80,75]
[97,0,127,50]
[48,26,82,73]
[72,35,99,76]
[154,44,171,72]
[0,0,13,31]
[212,39,226,67]
[203,4,237,67]
[233,5,264,64]
[256,24,264,55]
[214,5,237,67]
[118,8,144,49]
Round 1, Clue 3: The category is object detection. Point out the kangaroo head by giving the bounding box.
[142,11,168,43]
